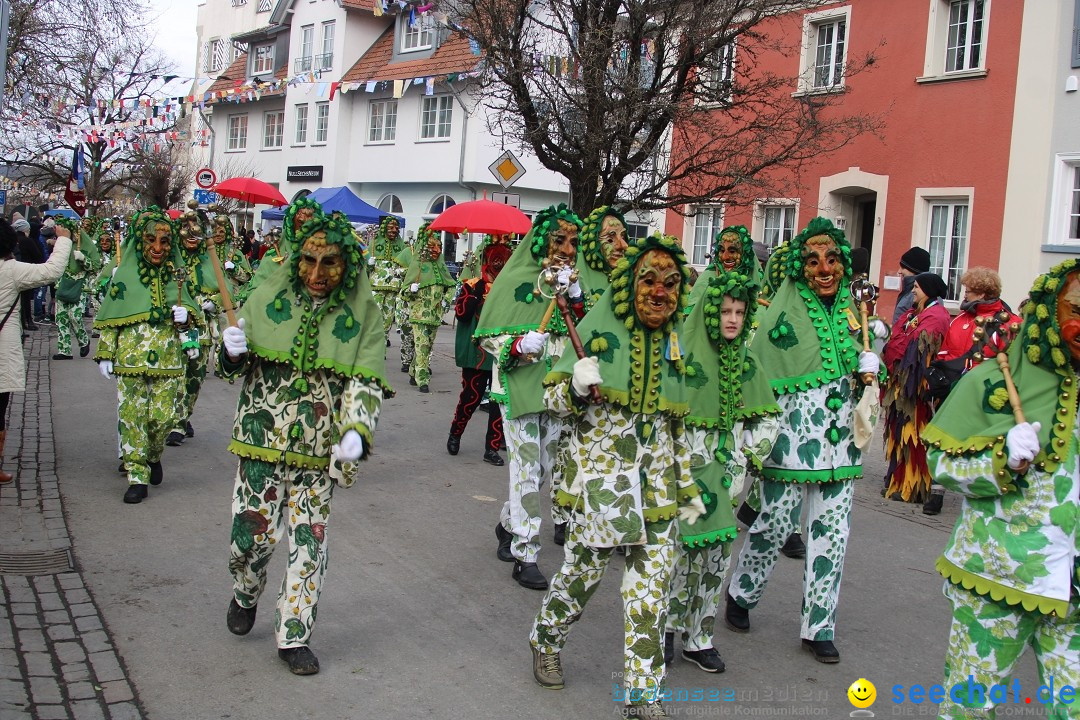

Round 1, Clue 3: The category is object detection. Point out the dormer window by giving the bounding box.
[252,43,275,75]
[400,14,433,53]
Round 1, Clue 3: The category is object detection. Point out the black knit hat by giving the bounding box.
[914,272,948,301]
[900,247,930,274]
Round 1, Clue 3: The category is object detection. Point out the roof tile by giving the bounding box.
[341,27,479,84]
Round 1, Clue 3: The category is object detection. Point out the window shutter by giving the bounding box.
[1074,0,1080,68]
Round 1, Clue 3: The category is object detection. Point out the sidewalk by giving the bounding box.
[0,328,144,720]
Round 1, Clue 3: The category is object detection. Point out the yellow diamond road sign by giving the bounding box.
[488,150,526,189]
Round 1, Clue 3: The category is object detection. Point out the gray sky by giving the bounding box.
[147,0,199,78]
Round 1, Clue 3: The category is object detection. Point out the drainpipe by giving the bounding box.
[447,80,476,255]
[198,105,216,171]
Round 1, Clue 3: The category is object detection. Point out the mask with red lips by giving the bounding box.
[1056,271,1080,364]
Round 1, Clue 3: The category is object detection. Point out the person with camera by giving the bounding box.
[881,272,951,511]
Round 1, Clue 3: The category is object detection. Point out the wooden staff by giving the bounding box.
[555,293,603,404]
[206,234,238,327]
[757,297,770,307]
[996,352,1030,474]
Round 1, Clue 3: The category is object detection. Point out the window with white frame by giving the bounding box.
[314,102,330,143]
[419,95,452,140]
[700,40,735,102]
[798,7,849,92]
[429,194,457,258]
[209,38,228,72]
[691,206,724,266]
[318,22,335,70]
[927,201,970,301]
[1050,154,1080,246]
[378,194,404,214]
[761,204,796,249]
[627,223,650,242]
[252,43,275,75]
[232,43,245,62]
[294,105,308,144]
[227,114,248,151]
[369,100,398,143]
[920,0,989,80]
[261,111,283,149]
[296,24,314,72]
[400,13,433,53]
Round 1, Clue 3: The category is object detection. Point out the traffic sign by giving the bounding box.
[193,190,218,205]
[0,189,7,207]
[491,192,520,209]
[488,150,526,189]
[195,167,217,189]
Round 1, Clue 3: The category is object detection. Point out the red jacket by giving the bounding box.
[937,298,1020,366]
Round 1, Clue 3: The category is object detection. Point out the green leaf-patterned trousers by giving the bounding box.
[172,350,209,434]
[531,517,676,696]
[117,374,182,486]
[667,541,733,652]
[56,298,89,355]
[501,412,562,563]
[729,479,853,641]
[374,290,399,342]
[410,323,437,386]
[228,458,334,649]
[939,582,1080,720]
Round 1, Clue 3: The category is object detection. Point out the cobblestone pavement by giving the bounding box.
[0,328,145,720]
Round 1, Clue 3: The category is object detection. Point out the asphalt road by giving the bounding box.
[47,323,1044,720]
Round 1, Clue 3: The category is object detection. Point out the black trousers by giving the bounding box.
[449,368,503,453]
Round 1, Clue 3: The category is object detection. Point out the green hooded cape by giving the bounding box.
[405,222,455,289]
[92,208,199,329]
[370,215,406,262]
[544,233,692,417]
[750,218,859,397]
[686,225,762,312]
[474,204,583,419]
[678,270,780,547]
[237,214,393,397]
[575,206,623,306]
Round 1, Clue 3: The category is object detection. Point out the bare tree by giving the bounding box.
[450,0,885,215]
[125,143,195,210]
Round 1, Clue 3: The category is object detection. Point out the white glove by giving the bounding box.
[201,300,217,312]
[222,318,248,358]
[516,330,549,356]
[410,282,419,293]
[869,319,889,340]
[73,249,85,262]
[98,360,114,379]
[333,429,364,462]
[368,256,376,266]
[172,305,189,325]
[224,261,236,270]
[1005,422,1042,470]
[858,351,880,376]
[678,496,707,525]
[571,356,602,397]
[557,266,582,301]
[185,346,200,360]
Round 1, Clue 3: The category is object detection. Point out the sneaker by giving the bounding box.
[226,599,257,635]
[624,701,670,718]
[663,632,674,665]
[531,646,564,689]
[418,384,429,393]
[682,647,725,673]
[923,493,944,516]
[123,484,148,504]
[780,532,806,559]
[278,646,320,675]
[165,431,185,447]
[52,353,72,360]
[553,522,566,547]
[725,594,749,633]
[446,434,460,455]
[79,344,90,358]
[185,421,195,438]
[495,523,514,562]
[513,561,548,590]
[482,449,504,466]
[801,638,840,663]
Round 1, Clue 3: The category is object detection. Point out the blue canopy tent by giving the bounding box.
[260,186,404,226]
[43,208,80,219]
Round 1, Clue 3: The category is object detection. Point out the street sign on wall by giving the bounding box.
[193,190,218,205]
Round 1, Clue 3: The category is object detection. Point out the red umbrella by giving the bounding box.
[213,177,288,206]
[166,209,182,220]
[429,197,531,236]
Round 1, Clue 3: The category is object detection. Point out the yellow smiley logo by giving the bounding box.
[848,678,876,709]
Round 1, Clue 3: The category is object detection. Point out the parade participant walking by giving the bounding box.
[575,205,628,306]
[92,208,201,504]
[475,204,587,590]
[924,259,1080,720]
[208,216,252,297]
[403,222,456,392]
[665,270,780,674]
[237,198,323,305]
[724,217,881,664]
[218,212,391,676]
[396,237,416,375]
[448,239,512,464]
[0,218,73,483]
[530,233,704,719]
[367,216,407,346]
[881,272,950,506]
[686,225,763,310]
[53,216,101,360]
